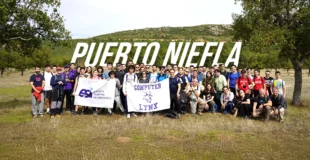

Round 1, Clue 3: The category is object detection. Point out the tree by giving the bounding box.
[0,0,71,73]
[232,0,310,106]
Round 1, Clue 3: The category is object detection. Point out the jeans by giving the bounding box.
[170,93,181,114]
[222,101,234,114]
[31,93,44,115]
[62,89,73,111]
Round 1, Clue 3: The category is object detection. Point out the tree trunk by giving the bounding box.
[291,60,303,106]
[21,70,24,76]
[0,68,4,77]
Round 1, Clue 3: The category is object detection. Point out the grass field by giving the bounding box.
[0,69,310,160]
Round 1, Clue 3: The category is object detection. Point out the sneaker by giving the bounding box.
[51,115,55,118]
[131,113,137,117]
[127,114,131,119]
[33,114,38,118]
[222,110,228,115]
[39,114,44,117]
[80,112,84,115]
[107,112,113,116]
[198,112,203,116]
[176,114,181,119]
[45,111,50,115]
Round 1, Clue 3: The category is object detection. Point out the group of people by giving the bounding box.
[29,61,287,122]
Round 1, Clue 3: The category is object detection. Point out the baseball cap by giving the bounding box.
[64,64,69,68]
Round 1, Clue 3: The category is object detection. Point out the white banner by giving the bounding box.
[74,78,115,108]
[127,79,171,112]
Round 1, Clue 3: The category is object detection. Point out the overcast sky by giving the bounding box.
[59,0,242,39]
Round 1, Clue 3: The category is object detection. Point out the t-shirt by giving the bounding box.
[200,90,215,101]
[273,79,285,95]
[247,75,254,88]
[254,95,270,108]
[236,77,252,94]
[149,72,158,83]
[158,73,168,82]
[227,71,240,89]
[264,77,274,87]
[29,74,45,93]
[169,76,180,94]
[43,72,53,91]
[139,78,149,83]
[253,77,265,91]
[214,75,227,91]
[220,92,234,103]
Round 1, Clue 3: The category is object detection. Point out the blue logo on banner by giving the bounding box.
[143,91,153,103]
[79,89,92,98]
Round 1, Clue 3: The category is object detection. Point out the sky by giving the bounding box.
[59,0,243,39]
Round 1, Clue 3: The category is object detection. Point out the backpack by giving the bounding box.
[164,111,178,119]
[237,76,251,86]
[126,73,137,82]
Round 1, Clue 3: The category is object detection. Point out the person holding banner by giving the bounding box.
[139,71,149,83]
[107,71,124,115]
[50,67,67,118]
[91,70,102,116]
[169,69,181,118]
[123,65,138,118]
[72,67,87,116]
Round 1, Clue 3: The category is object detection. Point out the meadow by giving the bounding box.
[0,69,310,160]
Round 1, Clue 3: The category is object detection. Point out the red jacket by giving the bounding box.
[33,87,43,101]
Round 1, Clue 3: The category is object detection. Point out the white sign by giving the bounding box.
[74,78,115,108]
[127,79,171,112]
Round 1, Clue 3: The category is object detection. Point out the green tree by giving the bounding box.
[232,0,310,105]
[0,0,71,74]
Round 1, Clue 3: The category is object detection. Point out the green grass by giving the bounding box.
[0,72,310,159]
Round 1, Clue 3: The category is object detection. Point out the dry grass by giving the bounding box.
[0,70,310,160]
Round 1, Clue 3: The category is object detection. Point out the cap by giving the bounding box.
[241,69,246,74]
[57,67,62,71]
[64,64,69,68]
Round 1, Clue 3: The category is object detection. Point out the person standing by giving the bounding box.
[253,70,266,97]
[272,71,286,98]
[108,71,124,115]
[157,66,169,82]
[214,69,227,111]
[91,70,102,116]
[264,70,274,96]
[227,65,240,96]
[169,69,181,118]
[123,65,138,118]
[235,70,254,98]
[139,71,149,83]
[115,64,126,113]
[30,66,45,118]
[72,67,87,116]
[219,64,228,78]
[50,67,66,118]
[43,65,53,115]
[62,64,74,113]
[148,65,159,83]
[103,62,112,79]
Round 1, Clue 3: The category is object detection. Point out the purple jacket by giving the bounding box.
[62,71,74,90]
